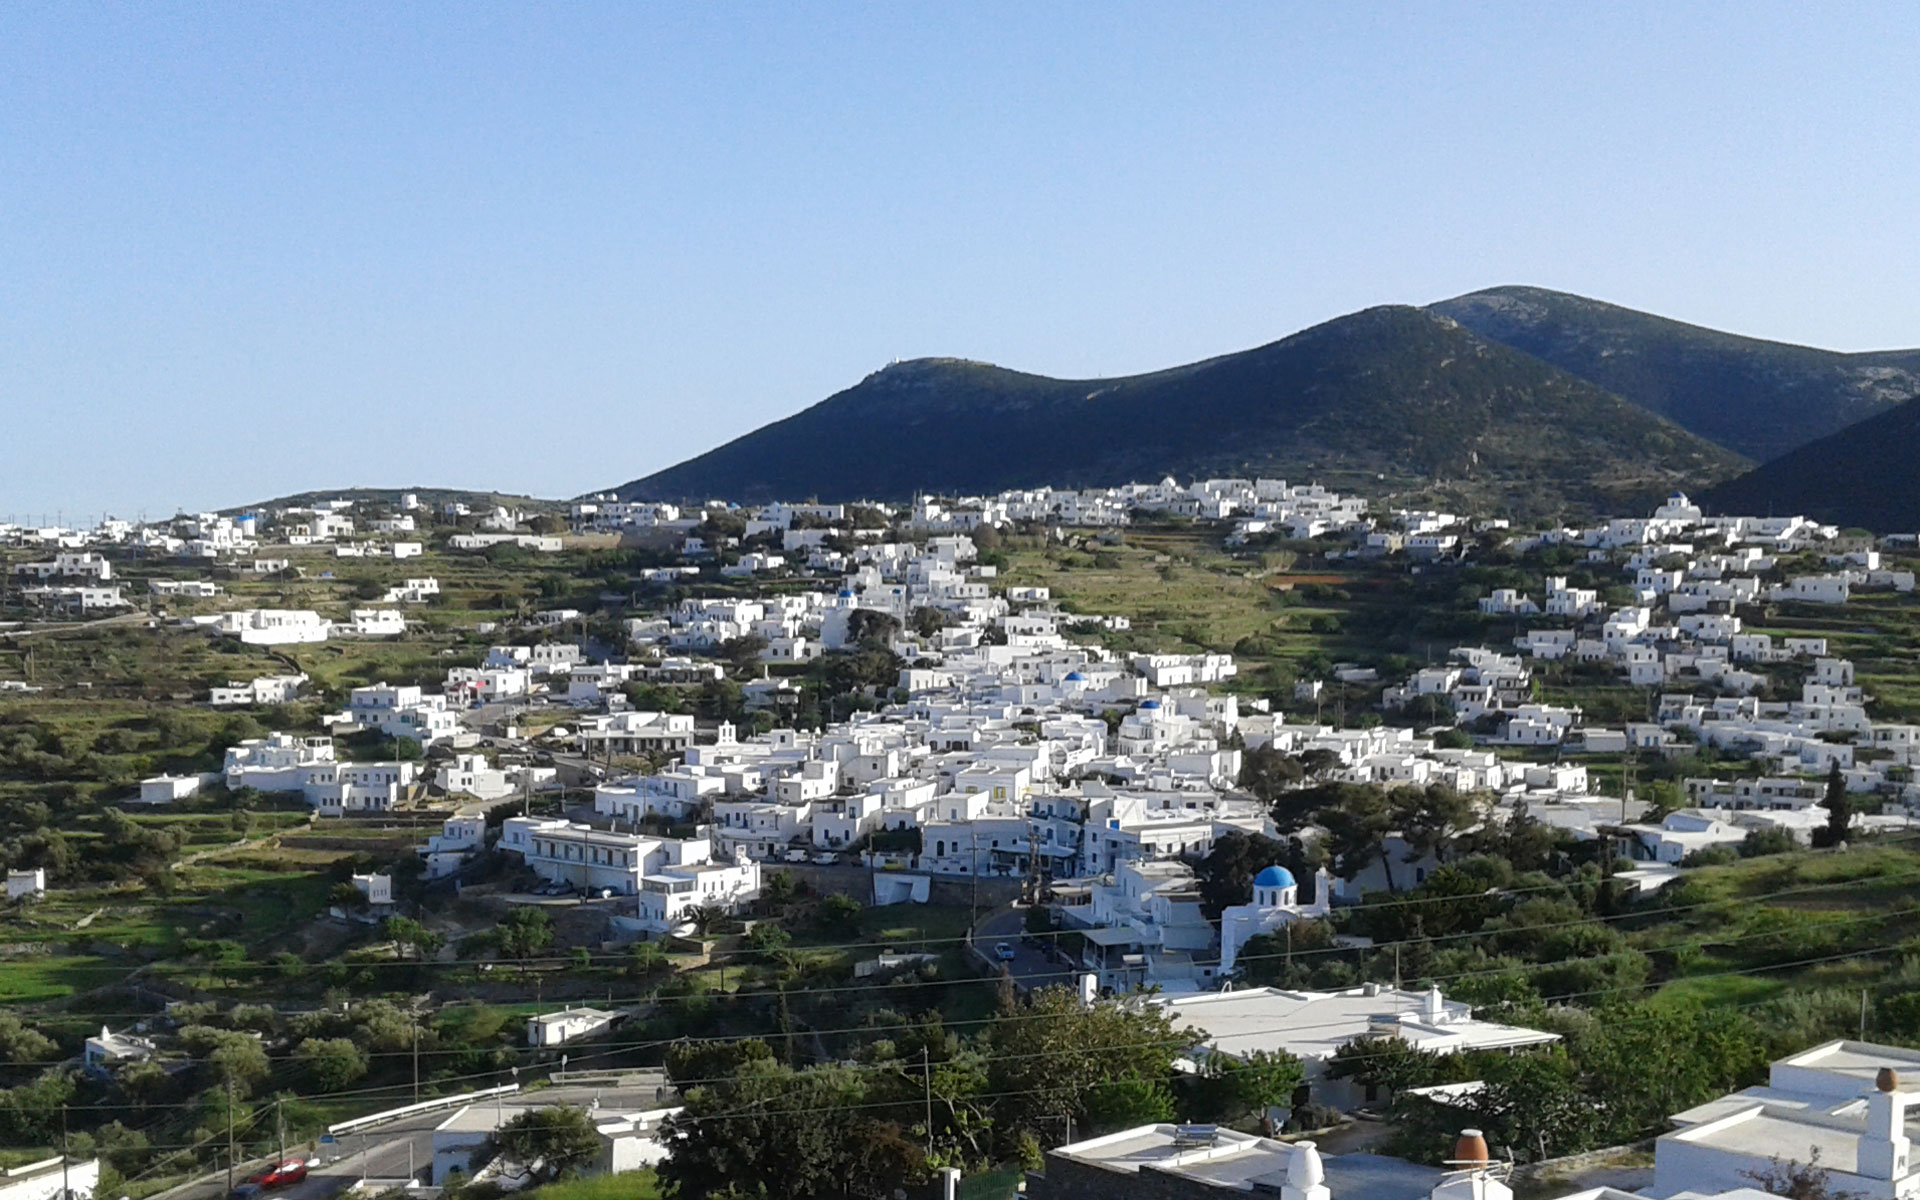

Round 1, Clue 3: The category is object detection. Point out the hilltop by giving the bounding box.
[1704,393,1920,531]
[1429,285,1920,462]
[611,305,1745,521]
[227,486,566,516]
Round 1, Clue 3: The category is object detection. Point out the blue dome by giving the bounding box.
[1139,699,1161,709]
[1253,865,1296,889]
[1064,671,1085,681]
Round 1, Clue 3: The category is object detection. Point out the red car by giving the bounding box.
[253,1159,309,1189]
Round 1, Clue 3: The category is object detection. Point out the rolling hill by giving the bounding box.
[612,305,1747,520]
[1429,285,1920,463]
[1704,395,1920,531]
[228,487,565,516]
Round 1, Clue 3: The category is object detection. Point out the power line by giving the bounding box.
[35,907,1918,1096]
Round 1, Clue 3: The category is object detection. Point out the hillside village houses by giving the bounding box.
[223,732,419,816]
[1027,1035,1920,1200]
[11,482,1920,991]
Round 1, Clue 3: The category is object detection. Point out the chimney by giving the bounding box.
[1861,1067,1911,1180]
[1280,1140,1330,1200]
[1425,985,1446,1022]
[1430,1129,1512,1200]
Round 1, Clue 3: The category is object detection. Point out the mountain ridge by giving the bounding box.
[1704,394,1920,531]
[1428,285,1920,462]
[612,304,1746,520]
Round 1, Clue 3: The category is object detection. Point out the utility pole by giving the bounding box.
[412,1011,421,1102]
[969,827,979,928]
[921,1044,936,1159]
[225,1079,236,1196]
[276,1097,286,1167]
[60,1106,69,1200]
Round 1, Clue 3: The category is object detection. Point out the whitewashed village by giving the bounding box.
[7,477,1920,1200]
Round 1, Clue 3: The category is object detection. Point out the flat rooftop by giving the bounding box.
[1669,1106,1862,1176]
[1157,987,1558,1062]
[1052,1123,1297,1188]
[1780,1039,1920,1084]
[1051,1127,1441,1199]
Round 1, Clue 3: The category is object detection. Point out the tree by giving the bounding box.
[294,1038,368,1093]
[204,1036,271,1097]
[496,907,554,958]
[0,1013,56,1066]
[1237,746,1303,808]
[1192,1050,1305,1123]
[492,1105,602,1179]
[844,609,901,650]
[384,916,444,960]
[1468,1049,1597,1162]
[1816,762,1852,848]
[1320,788,1396,890]
[720,636,771,676]
[664,1037,774,1087]
[1083,1078,1176,1132]
[627,941,669,980]
[1193,831,1290,920]
[1326,1037,1444,1097]
[1389,785,1477,877]
[685,904,727,938]
[744,922,792,962]
[659,1060,925,1200]
[1572,1002,1768,1147]
[816,893,863,935]
[0,1070,75,1143]
[986,987,1194,1148]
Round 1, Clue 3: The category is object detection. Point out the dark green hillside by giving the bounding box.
[613,306,1745,521]
[1431,285,1920,462]
[1705,393,1920,531]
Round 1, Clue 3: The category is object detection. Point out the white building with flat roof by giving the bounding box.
[1156,985,1559,1111]
[1655,1040,1920,1200]
[0,1157,100,1200]
[526,1006,618,1047]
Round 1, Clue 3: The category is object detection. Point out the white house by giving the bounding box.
[351,872,393,906]
[420,814,487,878]
[1156,985,1559,1111]
[1217,864,1333,977]
[199,609,332,645]
[0,1157,100,1200]
[526,1006,619,1047]
[136,774,205,804]
[5,869,46,901]
[1655,1040,1920,1200]
[209,674,308,706]
[84,1026,155,1071]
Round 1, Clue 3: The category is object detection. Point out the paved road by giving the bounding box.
[974,907,1080,993]
[155,1084,672,1200]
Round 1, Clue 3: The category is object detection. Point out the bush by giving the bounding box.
[1681,845,1740,868]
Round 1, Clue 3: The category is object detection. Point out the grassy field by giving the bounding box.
[518,1170,662,1200]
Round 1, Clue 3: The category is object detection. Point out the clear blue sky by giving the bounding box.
[5,3,1918,521]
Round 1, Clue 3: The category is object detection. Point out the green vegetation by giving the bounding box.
[515,1171,663,1200]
